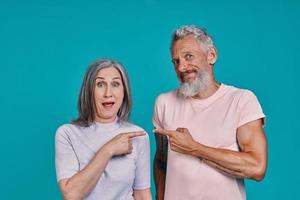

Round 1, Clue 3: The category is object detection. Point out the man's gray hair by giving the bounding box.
[171,25,215,52]
[72,58,132,127]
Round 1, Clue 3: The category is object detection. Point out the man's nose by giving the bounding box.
[178,60,189,72]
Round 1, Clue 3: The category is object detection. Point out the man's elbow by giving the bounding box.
[250,164,267,182]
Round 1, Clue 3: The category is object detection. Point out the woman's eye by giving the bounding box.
[112,82,120,87]
[97,82,104,87]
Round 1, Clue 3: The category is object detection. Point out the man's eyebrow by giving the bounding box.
[181,51,193,54]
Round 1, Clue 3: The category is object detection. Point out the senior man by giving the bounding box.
[153,25,267,200]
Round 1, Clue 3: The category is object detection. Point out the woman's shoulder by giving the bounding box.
[56,123,80,133]
[55,123,85,141]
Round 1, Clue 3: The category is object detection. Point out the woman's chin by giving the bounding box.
[95,114,117,123]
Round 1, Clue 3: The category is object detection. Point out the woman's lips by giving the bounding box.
[102,102,115,109]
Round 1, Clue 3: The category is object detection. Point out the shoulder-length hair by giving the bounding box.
[72,58,132,127]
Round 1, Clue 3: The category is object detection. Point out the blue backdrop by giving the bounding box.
[0,0,299,199]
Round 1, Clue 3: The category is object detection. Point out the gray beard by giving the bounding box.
[178,68,211,98]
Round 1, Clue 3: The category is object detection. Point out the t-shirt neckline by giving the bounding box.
[187,83,228,105]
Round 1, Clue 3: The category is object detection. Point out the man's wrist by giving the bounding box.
[191,141,202,157]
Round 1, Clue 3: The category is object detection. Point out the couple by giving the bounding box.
[55,25,267,200]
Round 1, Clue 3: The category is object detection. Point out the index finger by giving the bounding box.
[153,128,174,137]
[124,131,146,138]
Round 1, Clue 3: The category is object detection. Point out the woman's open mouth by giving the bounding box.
[102,102,115,109]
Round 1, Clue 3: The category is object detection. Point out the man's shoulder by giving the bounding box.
[155,89,178,104]
[223,84,255,98]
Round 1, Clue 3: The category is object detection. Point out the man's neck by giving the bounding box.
[192,81,220,100]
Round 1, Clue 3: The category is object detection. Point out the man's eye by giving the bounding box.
[185,54,193,60]
[172,59,179,65]
[112,82,120,87]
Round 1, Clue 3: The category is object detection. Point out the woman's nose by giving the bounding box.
[104,86,112,97]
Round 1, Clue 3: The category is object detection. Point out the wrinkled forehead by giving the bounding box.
[96,67,122,80]
[171,35,205,56]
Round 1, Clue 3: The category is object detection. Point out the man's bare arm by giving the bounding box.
[154,119,267,181]
[154,133,168,200]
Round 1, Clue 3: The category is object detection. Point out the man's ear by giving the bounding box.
[207,47,217,65]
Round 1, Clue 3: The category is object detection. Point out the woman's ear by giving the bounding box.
[207,47,217,65]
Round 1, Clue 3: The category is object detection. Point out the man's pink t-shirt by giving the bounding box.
[153,84,265,200]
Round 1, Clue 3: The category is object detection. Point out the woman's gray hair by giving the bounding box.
[72,58,132,127]
[171,25,215,52]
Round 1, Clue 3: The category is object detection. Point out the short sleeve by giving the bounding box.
[238,90,266,127]
[55,126,79,182]
[133,133,151,190]
[153,96,163,129]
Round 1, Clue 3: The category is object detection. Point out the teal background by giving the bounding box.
[0,0,299,199]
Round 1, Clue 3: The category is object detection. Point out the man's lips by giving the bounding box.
[181,71,197,82]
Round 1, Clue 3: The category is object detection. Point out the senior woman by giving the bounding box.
[55,59,152,200]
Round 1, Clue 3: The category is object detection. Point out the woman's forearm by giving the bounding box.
[59,147,112,200]
[133,188,152,200]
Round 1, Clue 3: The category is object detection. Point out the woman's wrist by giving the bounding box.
[100,144,114,158]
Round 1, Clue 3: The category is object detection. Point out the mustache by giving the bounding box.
[180,70,198,80]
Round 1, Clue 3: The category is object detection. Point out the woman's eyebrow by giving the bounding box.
[95,77,121,80]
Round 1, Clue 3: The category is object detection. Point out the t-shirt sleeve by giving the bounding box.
[133,133,151,190]
[55,125,79,182]
[153,96,163,129]
[237,90,266,128]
